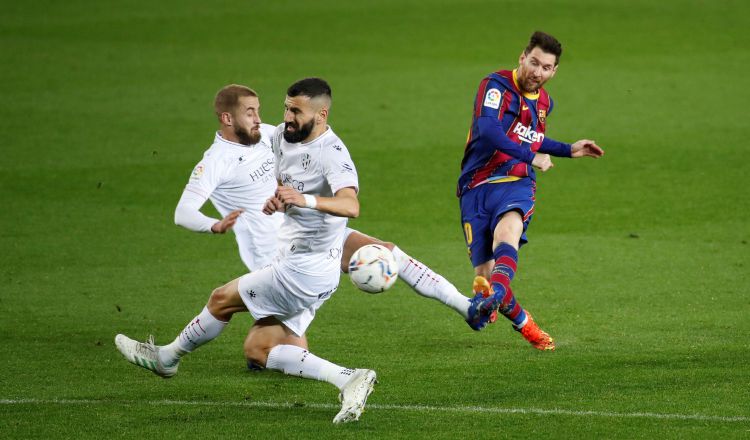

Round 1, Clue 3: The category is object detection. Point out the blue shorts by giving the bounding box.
[459,178,536,267]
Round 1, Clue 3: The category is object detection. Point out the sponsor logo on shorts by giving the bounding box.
[327,247,342,260]
[317,287,337,300]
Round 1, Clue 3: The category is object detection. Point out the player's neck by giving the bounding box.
[219,127,241,144]
[301,124,329,144]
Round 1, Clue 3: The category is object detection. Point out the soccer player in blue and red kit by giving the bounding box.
[459,31,604,349]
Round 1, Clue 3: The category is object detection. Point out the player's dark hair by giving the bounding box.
[214,84,257,120]
[525,31,562,64]
[287,77,332,100]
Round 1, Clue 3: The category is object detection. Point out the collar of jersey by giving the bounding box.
[215,131,254,148]
[512,69,540,100]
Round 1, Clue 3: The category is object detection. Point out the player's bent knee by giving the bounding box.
[206,284,242,318]
[207,286,227,307]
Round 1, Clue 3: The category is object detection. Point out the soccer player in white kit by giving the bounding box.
[172,85,498,335]
[115,79,376,423]
[173,85,282,271]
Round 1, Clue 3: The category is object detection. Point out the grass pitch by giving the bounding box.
[1,0,748,438]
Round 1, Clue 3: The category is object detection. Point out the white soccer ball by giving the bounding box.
[348,244,399,293]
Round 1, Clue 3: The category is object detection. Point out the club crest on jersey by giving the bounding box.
[538,109,547,123]
[483,88,502,109]
[301,153,311,171]
[190,164,204,180]
[512,122,545,144]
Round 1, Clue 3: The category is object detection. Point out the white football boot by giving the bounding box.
[332,369,377,424]
[114,334,178,378]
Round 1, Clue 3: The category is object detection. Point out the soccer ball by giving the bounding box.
[348,244,399,293]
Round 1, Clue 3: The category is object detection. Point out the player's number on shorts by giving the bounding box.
[463,222,473,245]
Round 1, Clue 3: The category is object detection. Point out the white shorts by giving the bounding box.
[237,260,339,336]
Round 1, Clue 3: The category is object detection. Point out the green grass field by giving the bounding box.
[1,0,748,438]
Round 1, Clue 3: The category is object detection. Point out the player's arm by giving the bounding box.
[175,159,242,234]
[274,186,359,218]
[537,137,572,157]
[475,118,536,164]
[475,121,553,171]
[174,189,243,234]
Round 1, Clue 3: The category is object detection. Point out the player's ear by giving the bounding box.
[317,107,328,124]
[519,51,526,65]
[220,112,233,126]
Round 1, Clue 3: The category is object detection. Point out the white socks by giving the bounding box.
[266,344,355,390]
[158,306,228,366]
[391,246,471,319]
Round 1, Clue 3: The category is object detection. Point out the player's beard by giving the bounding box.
[235,125,261,145]
[283,119,314,143]
[518,72,544,94]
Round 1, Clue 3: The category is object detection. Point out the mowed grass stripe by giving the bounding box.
[2,398,747,423]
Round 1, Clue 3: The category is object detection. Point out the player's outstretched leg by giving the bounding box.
[490,242,555,350]
[390,246,472,319]
[114,334,179,378]
[333,369,378,424]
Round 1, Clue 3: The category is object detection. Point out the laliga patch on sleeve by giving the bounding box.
[190,164,205,180]
[483,88,502,109]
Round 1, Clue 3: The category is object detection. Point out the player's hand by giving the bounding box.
[275,186,305,208]
[262,196,284,215]
[532,153,554,172]
[211,209,243,233]
[571,140,604,158]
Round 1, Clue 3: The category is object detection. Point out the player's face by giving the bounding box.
[283,95,318,143]
[231,95,262,145]
[516,47,558,93]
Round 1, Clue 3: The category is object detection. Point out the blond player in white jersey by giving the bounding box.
[174,121,282,271]
[115,79,377,423]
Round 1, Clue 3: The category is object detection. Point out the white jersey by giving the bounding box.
[272,124,359,276]
[185,125,283,270]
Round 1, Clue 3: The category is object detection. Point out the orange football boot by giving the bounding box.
[517,313,555,351]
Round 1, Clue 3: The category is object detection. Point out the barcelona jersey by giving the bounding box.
[457,69,570,197]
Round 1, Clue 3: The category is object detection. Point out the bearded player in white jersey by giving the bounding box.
[116,78,377,423]
[172,85,498,334]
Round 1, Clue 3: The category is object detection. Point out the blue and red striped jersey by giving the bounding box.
[457,69,570,197]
